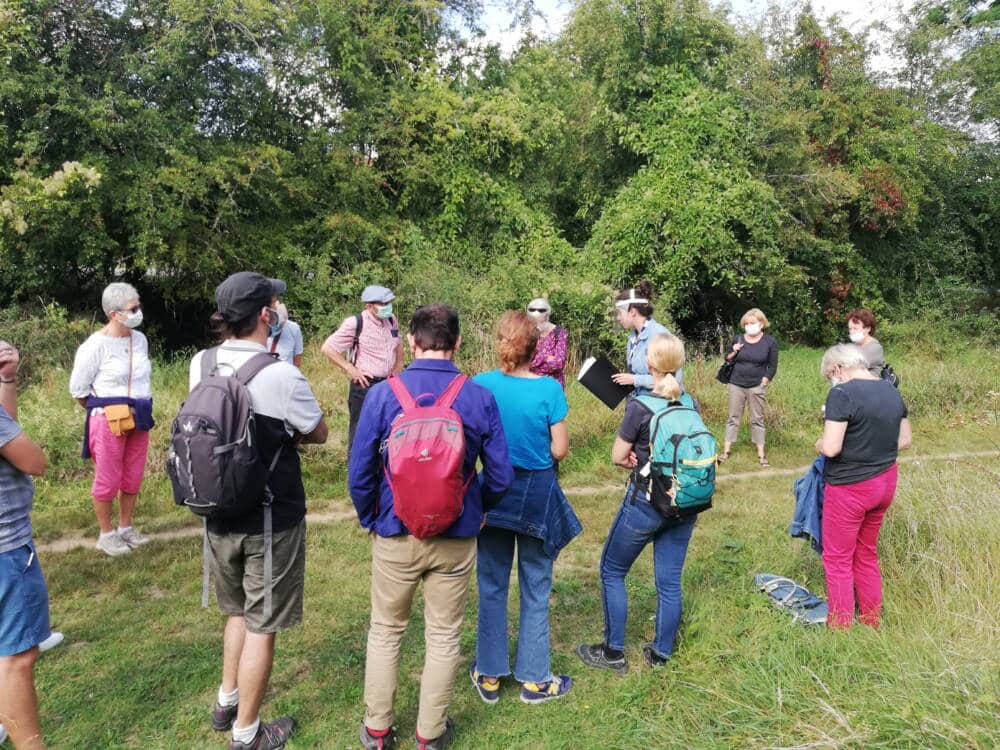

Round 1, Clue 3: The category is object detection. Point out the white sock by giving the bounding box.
[232,718,260,743]
[99,530,116,539]
[118,526,133,534]
[217,686,239,707]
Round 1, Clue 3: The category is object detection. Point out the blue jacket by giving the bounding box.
[486,467,582,559]
[81,396,155,459]
[627,318,683,394]
[348,359,514,538]
[790,456,825,554]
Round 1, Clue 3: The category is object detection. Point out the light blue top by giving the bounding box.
[626,318,683,394]
[473,370,568,470]
[0,406,34,554]
[266,319,304,366]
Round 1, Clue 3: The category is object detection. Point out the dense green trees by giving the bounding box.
[0,0,995,348]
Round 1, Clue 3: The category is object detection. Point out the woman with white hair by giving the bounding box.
[69,282,154,557]
[816,343,911,628]
[527,297,569,386]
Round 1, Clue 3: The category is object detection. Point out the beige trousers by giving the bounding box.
[363,533,476,739]
[726,382,767,445]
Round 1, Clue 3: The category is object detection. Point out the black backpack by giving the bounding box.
[166,347,283,616]
[880,362,900,388]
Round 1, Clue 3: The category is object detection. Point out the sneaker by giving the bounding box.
[212,701,239,732]
[469,663,501,705]
[416,718,454,750]
[359,722,398,750]
[641,643,669,668]
[576,643,628,674]
[520,675,573,704]
[96,532,132,557]
[0,723,6,744]
[228,717,297,750]
[118,527,150,547]
[39,631,64,652]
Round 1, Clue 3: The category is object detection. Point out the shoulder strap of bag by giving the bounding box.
[436,374,467,409]
[127,333,133,397]
[351,313,363,363]
[234,352,279,386]
[200,347,219,382]
[261,446,282,622]
[387,375,417,411]
[269,332,281,353]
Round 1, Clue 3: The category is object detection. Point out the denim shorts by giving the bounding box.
[0,543,51,656]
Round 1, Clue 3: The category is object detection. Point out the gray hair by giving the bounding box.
[527,297,551,313]
[820,343,869,378]
[101,282,140,315]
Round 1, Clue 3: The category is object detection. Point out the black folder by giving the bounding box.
[577,354,632,410]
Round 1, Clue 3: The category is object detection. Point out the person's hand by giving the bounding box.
[0,341,20,381]
[627,451,638,468]
[761,377,770,387]
[611,373,635,386]
[350,366,371,388]
[732,341,744,353]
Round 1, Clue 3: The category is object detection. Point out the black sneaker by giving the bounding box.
[641,643,669,668]
[360,721,398,750]
[576,643,628,674]
[212,701,239,731]
[416,718,455,750]
[228,717,297,750]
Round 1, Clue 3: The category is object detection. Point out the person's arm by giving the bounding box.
[725,335,743,361]
[549,421,568,461]
[763,336,778,385]
[897,417,912,451]
[292,354,303,368]
[299,416,328,444]
[611,436,636,468]
[321,318,370,386]
[479,395,514,509]
[392,338,404,376]
[69,337,100,404]
[0,342,20,419]
[285,372,329,445]
[348,390,385,528]
[631,372,652,389]
[0,432,46,476]
[816,420,848,457]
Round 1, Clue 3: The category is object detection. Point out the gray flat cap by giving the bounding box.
[361,285,395,304]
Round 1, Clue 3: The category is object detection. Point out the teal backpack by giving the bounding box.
[634,393,717,517]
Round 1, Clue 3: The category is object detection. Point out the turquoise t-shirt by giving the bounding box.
[473,370,568,470]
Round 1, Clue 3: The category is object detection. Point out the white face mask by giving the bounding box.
[848,330,865,343]
[744,322,761,336]
[119,309,143,329]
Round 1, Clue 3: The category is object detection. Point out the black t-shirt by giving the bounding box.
[729,334,779,388]
[618,398,655,467]
[823,379,908,485]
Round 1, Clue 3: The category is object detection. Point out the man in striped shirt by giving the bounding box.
[321,285,404,455]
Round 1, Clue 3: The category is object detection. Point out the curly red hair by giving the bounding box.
[495,311,540,373]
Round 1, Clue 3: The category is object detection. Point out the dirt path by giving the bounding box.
[35,449,996,554]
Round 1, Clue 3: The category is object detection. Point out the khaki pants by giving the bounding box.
[363,533,476,739]
[726,382,767,445]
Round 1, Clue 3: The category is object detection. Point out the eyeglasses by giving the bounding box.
[527,308,549,313]
[119,305,141,314]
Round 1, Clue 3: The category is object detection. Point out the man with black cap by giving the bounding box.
[321,284,404,454]
[189,272,328,750]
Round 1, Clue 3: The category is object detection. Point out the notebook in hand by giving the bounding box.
[577,355,632,410]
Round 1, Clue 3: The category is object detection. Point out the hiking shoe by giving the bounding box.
[520,675,573,704]
[0,722,6,744]
[642,643,669,668]
[96,532,131,557]
[576,643,628,674]
[39,631,64,652]
[118,527,150,547]
[212,701,239,731]
[228,717,297,750]
[469,663,501,705]
[416,718,454,750]
[359,722,398,750]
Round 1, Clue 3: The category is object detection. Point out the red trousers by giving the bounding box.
[821,464,898,628]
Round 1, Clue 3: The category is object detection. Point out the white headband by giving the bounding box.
[615,289,649,308]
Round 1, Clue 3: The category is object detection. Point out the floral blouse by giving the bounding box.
[530,325,569,386]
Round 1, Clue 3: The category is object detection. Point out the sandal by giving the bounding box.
[759,456,769,467]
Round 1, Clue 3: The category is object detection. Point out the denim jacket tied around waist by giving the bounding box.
[484,466,582,560]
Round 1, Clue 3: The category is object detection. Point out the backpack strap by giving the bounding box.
[234,351,279,385]
[201,518,211,610]
[436,374,467,409]
[200,347,220,382]
[387,375,417,411]
[350,313,363,364]
[261,446,283,622]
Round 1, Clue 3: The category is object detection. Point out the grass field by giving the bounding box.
[14,332,1000,748]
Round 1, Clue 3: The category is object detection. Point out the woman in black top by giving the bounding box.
[816,344,911,628]
[720,308,778,466]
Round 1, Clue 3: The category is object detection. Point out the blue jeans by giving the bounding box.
[475,527,553,683]
[600,485,696,658]
[0,543,51,657]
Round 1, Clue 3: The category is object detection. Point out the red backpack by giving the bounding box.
[384,374,471,538]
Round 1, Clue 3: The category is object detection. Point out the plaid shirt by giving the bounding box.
[323,309,400,378]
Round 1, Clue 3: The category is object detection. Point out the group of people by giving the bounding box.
[0,273,910,750]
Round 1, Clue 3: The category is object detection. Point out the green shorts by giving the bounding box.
[207,519,306,634]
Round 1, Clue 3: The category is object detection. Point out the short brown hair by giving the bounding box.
[615,280,654,318]
[495,311,540,373]
[409,304,460,351]
[846,309,877,334]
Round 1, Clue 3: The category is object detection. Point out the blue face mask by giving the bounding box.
[376,303,394,320]
[267,308,283,337]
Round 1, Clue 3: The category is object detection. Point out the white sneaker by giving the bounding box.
[39,631,64,652]
[118,527,150,547]
[0,722,7,744]
[96,532,132,557]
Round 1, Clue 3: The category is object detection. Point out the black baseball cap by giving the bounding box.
[215,272,287,322]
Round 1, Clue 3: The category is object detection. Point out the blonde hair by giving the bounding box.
[647,333,685,400]
[495,311,540,373]
[740,308,769,329]
[820,344,869,379]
